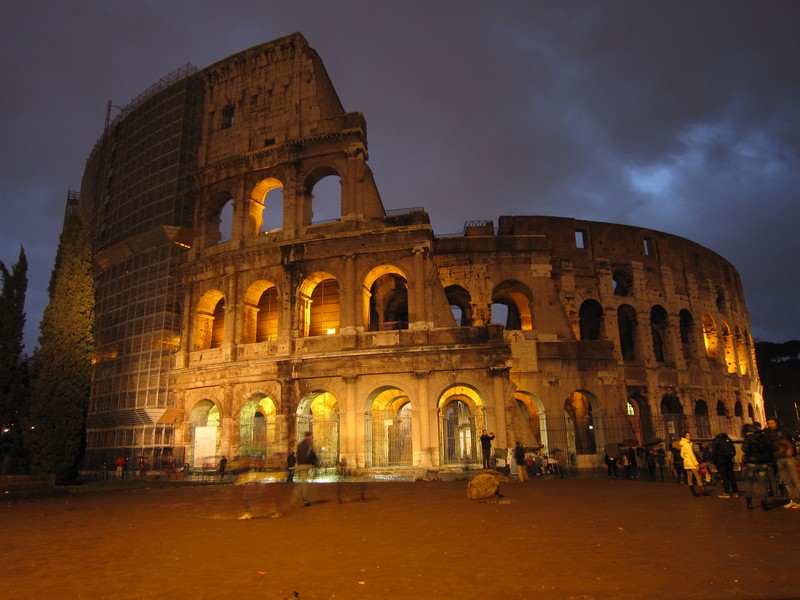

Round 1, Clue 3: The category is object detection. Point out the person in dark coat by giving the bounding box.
[513,441,526,482]
[286,451,296,483]
[480,430,495,470]
[711,432,739,498]
[742,423,772,510]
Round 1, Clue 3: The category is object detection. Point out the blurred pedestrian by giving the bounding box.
[218,455,228,479]
[513,441,526,482]
[711,432,739,498]
[775,428,800,509]
[286,450,296,483]
[742,423,772,510]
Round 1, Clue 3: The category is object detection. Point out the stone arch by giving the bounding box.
[735,325,748,375]
[445,284,473,327]
[239,394,278,458]
[612,266,633,296]
[720,321,736,373]
[241,279,280,344]
[201,189,236,247]
[491,280,533,331]
[694,399,711,438]
[437,384,485,466]
[304,166,342,225]
[579,299,603,340]
[626,389,655,446]
[660,394,685,441]
[188,399,220,469]
[563,390,598,456]
[512,391,546,449]
[702,313,719,359]
[194,289,225,350]
[617,304,637,361]
[249,177,285,234]
[296,390,339,468]
[679,309,695,360]
[364,386,412,467]
[650,305,668,363]
[299,272,340,337]
[716,400,727,417]
[363,264,409,332]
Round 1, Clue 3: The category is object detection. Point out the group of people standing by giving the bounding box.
[678,418,799,510]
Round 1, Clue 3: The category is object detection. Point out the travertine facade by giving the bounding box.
[77,33,762,473]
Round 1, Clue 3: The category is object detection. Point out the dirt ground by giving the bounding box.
[1,474,798,600]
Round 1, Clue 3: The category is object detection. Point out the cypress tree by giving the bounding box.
[27,212,94,482]
[0,248,29,473]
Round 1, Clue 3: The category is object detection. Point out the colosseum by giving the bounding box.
[74,33,763,475]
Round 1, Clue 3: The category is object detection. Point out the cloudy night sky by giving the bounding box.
[1,1,798,352]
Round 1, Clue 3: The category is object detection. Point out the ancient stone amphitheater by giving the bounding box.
[75,33,762,475]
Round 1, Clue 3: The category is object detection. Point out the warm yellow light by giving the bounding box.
[326,328,337,335]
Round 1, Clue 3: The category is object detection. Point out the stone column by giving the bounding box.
[413,370,433,468]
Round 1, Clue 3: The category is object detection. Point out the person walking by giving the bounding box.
[711,432,739,498]
[292,432,317,507]
[775,430,800,509]
[513,441,526,482]
[218,455,228,480]
[286,450,296,483]
[679,432,706,497]
[480,430,495,470]
[742,423,773,510]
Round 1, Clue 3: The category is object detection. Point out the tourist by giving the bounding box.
[292,432,317,507]
[679,432,705,497]
[218,455,227,479]
[774,427,800,509]
[764,418,782,497]
[513,441,526,482]
[287,450,296,483]
[711,432,739,498]
[742,423,772,510]
[480,430,495,470]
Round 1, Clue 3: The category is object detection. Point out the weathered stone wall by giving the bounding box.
[77,34,762,472]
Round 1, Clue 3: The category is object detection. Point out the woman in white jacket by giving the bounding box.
[680,431,706,497]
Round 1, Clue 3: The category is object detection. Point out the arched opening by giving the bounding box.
[299,274,340,337]
[241,281,279,344]
[194,290,225,351]
[660,394,685,442]
[307,171,342,224]
[296,391,339,468]
[579,300,603,340]
[735,326,748,375]
[612,267,632,296]
[679,309,694,360]
[702,313,718,358]
[437,385,485,466]
[491,280,533,331]
[617,304,637,361]
[248,177,284,235]
[365,387,413,467]
[694,400,711,438]
[189,400,220,469]
[445,285,473,327]
[239,395,278,458]
[650,305,668,363]
[369,274,408,331]
[513,392,545,449]
[564,391,597,456]
[721,322,737,374]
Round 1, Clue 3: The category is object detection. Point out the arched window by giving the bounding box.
[446,285,473,327]
[369,274,408,331]
[491,280,533,331]
[617,304,637,361]
[308,279,340,336]
[650,305,668,363]
[579,300,603,340]
[612,267,633,296]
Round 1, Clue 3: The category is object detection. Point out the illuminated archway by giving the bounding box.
[512,391,545,449]
[364,386,412,467]
[491,280,533,331]
[242,280,279,343]
[239,395,277,458]
[563,391,597,456]
[188,399,220,468]
[194,290,225,350]
[299,272,340,337]
[249,177,284,234]
[296,391,339,468]
[437,385,485,465]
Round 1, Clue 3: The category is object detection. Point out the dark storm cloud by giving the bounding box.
[1,1,798,349]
